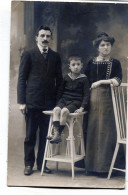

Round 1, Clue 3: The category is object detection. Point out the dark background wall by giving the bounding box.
[10,1,128,90]
[26,1,128,79]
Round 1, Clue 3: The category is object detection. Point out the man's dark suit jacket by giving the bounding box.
[17,46,62,110]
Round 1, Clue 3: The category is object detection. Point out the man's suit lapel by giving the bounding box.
[34,46,48,77]
[34,47,54,76]
[47,48,54,75]
[35,46,45,62]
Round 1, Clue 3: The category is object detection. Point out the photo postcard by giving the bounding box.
[7,0,127,188]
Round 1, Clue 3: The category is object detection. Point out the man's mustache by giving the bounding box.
[42,40,49,43]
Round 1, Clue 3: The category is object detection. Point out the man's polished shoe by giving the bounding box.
[24,166,33,176]
[37,166,52,174]
[44,166,52,174]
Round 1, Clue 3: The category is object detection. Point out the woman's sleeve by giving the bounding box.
[111,59,122,86]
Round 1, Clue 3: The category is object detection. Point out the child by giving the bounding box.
[47,56,89,144]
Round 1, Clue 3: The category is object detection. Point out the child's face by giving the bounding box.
[69,59,83,74]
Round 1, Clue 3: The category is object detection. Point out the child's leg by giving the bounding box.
[46,107,61,140]
[53,107,61,122]
[50,107,62,143]
[58,107,70,135]
[60,107,70,126]
[53,107,62,139]
[50,108,69,144]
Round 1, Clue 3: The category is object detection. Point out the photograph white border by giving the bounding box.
[0,0,128,194]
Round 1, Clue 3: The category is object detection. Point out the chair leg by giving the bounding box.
[41,158,46,175]
[69,118,75,179]
[107,143,120,179]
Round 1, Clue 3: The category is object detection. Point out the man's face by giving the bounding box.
[69,59,83,74]
[36,29,52,48]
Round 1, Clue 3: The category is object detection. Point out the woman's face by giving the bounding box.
[98,40,112,57]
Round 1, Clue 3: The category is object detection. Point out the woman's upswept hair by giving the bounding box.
[93,32,115,48]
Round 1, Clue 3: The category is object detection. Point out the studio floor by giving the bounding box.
[7,152,125,189]
[7,103,125,189]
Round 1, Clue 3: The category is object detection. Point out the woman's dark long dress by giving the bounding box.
[85,58,122,173]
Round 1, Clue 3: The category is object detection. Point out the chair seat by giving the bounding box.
[43,110,87,117]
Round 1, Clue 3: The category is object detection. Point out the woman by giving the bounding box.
[84,32,122,175]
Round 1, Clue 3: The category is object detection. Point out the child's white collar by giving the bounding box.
[68,72,86,80]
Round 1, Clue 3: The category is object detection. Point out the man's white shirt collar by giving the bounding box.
[37,44,48,54]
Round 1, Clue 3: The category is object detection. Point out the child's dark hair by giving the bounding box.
[35,25,52,37]
[68,56,82,64]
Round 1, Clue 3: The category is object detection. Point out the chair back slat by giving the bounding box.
[111,86,121,140]
[111,83,127,141]
[115,88,123,139]
[118,87,125,139]
[122,87,127,135]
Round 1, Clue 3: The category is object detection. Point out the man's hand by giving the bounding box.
[75,107,84,113]
[19,104,26,115]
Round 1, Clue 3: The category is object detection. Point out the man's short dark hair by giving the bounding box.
[35,25,52,37]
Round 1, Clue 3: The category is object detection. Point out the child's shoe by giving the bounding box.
[46,135,53,140]
[46,128,54,140]
[50,127,62,144]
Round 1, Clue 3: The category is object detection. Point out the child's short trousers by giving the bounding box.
[56,97,81,113]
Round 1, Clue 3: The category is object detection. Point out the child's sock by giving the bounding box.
[53,121,60,127]
[59,125,65,135]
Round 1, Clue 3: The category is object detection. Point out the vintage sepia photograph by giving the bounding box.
[7,0,127,188]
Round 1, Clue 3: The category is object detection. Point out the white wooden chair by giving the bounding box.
[108,83,127,179]
[41,111,86,179]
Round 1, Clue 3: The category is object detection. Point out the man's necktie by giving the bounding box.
[42,48,48,59]
[43,48,47,52]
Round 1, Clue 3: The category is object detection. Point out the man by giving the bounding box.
[17,25,62,175]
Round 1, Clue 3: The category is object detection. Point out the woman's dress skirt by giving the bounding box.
[85,85,117,173]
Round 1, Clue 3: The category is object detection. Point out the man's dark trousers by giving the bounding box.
[24,108,50,169]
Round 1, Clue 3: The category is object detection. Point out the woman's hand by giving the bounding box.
[91,81,102,89]
[75,107,84,113]
[91,79,119,89]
